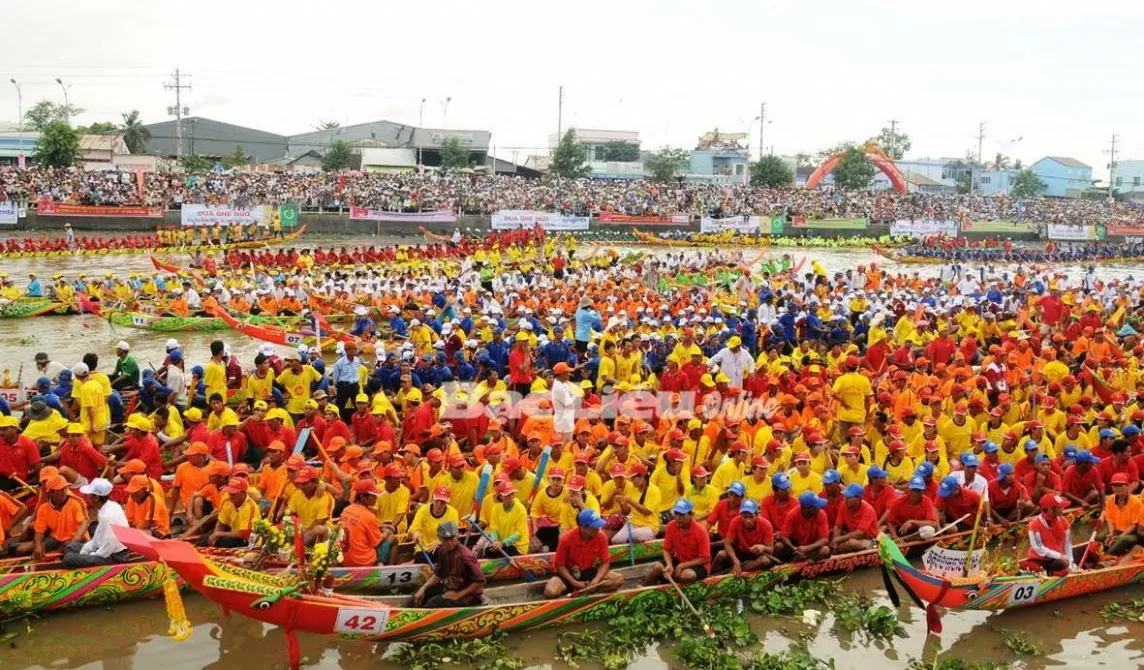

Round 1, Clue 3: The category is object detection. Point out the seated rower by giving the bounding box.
[712,499,775,576]
[199,477,261,548]
[882,476,938,541]
[610,463,661,546]
[285,466,334,545]
[1026,493,1084,575]
[476,479,529,558]
[776,492,831,562]
[409,486,461,560]
[61,479,131,567]
[543,508,625,599]
[340,479,386,567]
[125,474,170,537]
[830,483,879,553]
[644,498,711,586]
[1098,473,1143,556]
[183,461,232,535]
[17,475,88,560]
[936,475,983,531]
[0,487,30,557]
[988,463,1034,524]
[411,521,486,608]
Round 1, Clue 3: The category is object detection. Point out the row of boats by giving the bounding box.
[0,226,307,259]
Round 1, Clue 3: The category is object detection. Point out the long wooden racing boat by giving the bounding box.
[208,305,384,354]
[1,227,307,261]
[879,533,1144,620]
[104,308,307,333]
[147,225,308,273]
[0,298,76,319]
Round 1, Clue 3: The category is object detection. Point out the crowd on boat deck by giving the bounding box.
[5,167,1144,224]
[3,241,1144,601]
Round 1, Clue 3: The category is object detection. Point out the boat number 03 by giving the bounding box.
[334,608,390,635]
[1008,584,1038,605]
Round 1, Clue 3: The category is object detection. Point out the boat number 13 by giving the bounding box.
[334,608,389,635]
[1008,585,1037,604]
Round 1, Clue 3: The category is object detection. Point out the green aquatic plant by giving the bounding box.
[999,630,1040,657]
[1099,598,1144,622]
[830,593,904,641]
[389,631,526,670]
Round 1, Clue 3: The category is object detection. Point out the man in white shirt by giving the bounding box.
[551,362,579,441]
[707,336,753,388]
[62,479,131,568]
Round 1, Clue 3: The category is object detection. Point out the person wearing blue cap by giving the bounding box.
[831,483,878,553]
[988,462,1034,523]
[936,475,981,530]
[863,466,896,520]
[1095,429,1119,459]
[949,452,987,496]
[884,476,938,540]
[643,498,711,586]
[712,499,775,576]
[1013,439,1042,483]
[821,470,844,525]
[1025,454,1063,502]
[776,492,831,561]
[1061,450,1104,509]
[761,473,796,534]
[544,508,625,599]
[978,440,1002,480]
[706,481,746,541]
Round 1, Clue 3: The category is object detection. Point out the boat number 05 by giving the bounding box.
[1008,584,1038,605]
[334,608,390,635]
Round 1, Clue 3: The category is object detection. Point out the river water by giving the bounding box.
[2,233,1143,669]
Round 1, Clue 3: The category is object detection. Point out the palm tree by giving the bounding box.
[120,110,151,154]
[990,152,1011,170]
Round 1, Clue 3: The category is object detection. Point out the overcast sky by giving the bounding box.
[3,0,1141,177]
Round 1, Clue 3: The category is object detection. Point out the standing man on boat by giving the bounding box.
[332,342,364,422]
[544,508,625,599]
[411,521,486,608]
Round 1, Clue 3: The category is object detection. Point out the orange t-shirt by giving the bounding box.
[340,502,383,567]
[195,483,222,510]
[0,491,24,543]
[260,463,289,501]
[127,493,171,536]
[33,497,88,543]
[173,462,209,511]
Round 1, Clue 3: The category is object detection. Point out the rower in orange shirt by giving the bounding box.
[125,474,171,536]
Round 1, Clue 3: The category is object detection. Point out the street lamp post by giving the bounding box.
[54,77,71,122]
[418,97,426,166]
[9,79,21,132]
[441,96,451,127]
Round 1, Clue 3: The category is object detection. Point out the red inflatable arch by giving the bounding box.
[804,141,907,193]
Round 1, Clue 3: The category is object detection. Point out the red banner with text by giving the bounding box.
[37,200,164,218]
[596,212,690,225]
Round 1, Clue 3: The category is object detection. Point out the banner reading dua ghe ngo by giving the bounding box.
[890,219,959,238]
[791,216,867,230]
[699,215,761,234]
[348,207,458,223]
[491,210,589,231]
[181,204,266,227]
[1047,224,1100,241]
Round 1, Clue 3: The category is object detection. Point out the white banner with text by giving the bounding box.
[491,210,589,231]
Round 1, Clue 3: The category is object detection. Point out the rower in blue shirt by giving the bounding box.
[388,310,408,338]
[350,306,377,338]
[26,273,43,297]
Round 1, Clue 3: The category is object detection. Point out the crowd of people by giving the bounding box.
[2,237,1144,604]
[4,167,1144,226]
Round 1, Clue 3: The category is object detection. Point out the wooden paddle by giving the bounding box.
[471,521,536,582]
[664,572,714,638]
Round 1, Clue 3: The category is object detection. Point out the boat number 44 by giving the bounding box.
[1008,584,1038,605]
[334,608,389,635]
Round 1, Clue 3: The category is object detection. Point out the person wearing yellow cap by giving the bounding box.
[707,335,752,388]
[106,414,162,479]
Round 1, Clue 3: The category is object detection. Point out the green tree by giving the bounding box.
[832,146,876,190]
[549,128,590,179]
[35,121,80,167]
[77,121,117,135]
[750,155,794,187]
[179,154,212,172]
[321,139,352,171]
[220,145,247,169]
[23,100,83,131]
[440,136,470,171]
[1013,158,1023,170]
[120,110,151,154]
[989,152,1011,170]
[1011,169,1047,198]
[314,120,341,131]
[874,125,911,160]
[644,147,689,182]
[601,141,640,162]
[795,153,814,169]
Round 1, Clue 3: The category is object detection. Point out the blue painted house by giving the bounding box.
[1030,156,1092,198]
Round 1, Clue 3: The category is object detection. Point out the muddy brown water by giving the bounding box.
[2,235,1143,668]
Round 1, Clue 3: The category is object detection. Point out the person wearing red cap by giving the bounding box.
[684,465,718,526]
[285,466,334,544]
[742,454,773,502]
[831,354,872,439]
[374,464,410,553]
[1026,493,1080,575]
[203,478,261,548]
[651,449,690,520]
[125,474,170,537]
[530,467,567,550]
[341,478,386,567]
[409,486,461,558]
[788,452,823,497]
[610,464,661,545]
[1099,473,1143,555]
[479,480,530,557]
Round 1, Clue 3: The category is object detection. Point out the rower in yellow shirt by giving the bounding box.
[788,452,823,497]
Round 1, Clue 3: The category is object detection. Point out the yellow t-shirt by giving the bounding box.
[596,356,617,392]
[832,372,872,424]
[207,407,239,432]
[650,463,691,512]
[277,367,321,415]
[218,497,261,534]
[487,498,530,554]
[374,485,411,528]
[203,360,227,401]
[788,470,823,497]
[627,483,662,533]
[686,484,720,520]
[711,458,747,493]
[244,370,276,404]
[286,489,334,528]
[79,378,110,440]
[558,493,601,532]
[529,486,564,524]
[838,461,869,486]
[409,503,460,547]
[742,475,774,502]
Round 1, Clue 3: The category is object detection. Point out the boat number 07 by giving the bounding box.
[1008,584,1037,605]
[285,334,303,345]
[334,608,389,635]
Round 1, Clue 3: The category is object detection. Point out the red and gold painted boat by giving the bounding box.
[207,305,383,355]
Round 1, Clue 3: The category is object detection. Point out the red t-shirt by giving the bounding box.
[124,434,163,478]
[760,494,797,534]
[242,418,274,452]
[508,348,533,385]
[554,528,609,572]
[207,430,248,464]
[726,515,774,552]
[1062,465,1103,500]
[0,436,41,479]
[351,410,375,444]
[835,499,879,537]
[782,507,829,546]
[1097,459,1139,492]
[1027,513,1070,561]
[937,488,981,521]
[663,519,711,570]
[886,494,937,527]
[821,492,843,529]
[1022,470,1063,495]
[863,483,897,519]
[988,479,1028,511]
[706,498,740,538]
[58,439,108,481]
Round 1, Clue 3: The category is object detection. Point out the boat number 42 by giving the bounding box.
[1008,584,1037,605]
[334,608,389,635]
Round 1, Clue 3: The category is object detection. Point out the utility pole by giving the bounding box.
[759,102,767,160]
[557,85,564,146]
[970,121,986,194]
[1108,133,1119,199]
[887,118,900,156]
[164,68,192,158]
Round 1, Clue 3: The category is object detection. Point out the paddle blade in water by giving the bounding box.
[881,565,901,608]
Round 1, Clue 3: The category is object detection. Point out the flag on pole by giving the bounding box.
[279,202,299,229]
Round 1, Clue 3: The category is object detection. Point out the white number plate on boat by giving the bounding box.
[334,608,389,635]
[1008,584,1038,605]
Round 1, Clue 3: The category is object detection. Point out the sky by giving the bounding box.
[2,0,1142,179]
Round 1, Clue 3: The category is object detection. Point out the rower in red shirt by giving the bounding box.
[543,509,625,598]
[819,470,844,527]
[643,498,711,585]
[0,416,41,482]
[1025,493,1079,576]
[705,481,745,540]
[712,499,775,576]
[936,475,982,530]
[862,466,897,519]
[882,476,938,540]
[54,423,108,481]
[760,474,798,533]
[1097,441,1139,494]
[778,492,831,561]
[1061,450,1103,509]
[1023,454,1063,502]
[831,483,879,553]
[988,463,1034,523]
